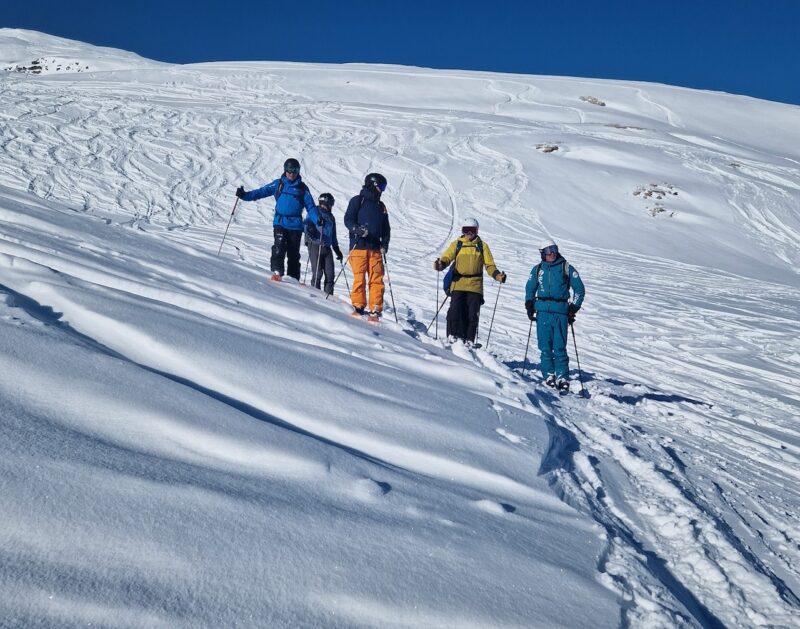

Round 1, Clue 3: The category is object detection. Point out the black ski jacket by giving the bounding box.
[343,186,391,252]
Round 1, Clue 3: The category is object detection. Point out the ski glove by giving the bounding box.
[433,258,445,271]
[235,186,245,199]
[355,225,369,238]
[333,245,343,262]
[307,225,320,240]
[568,304,579,324]
[525,300,536,321]
[494,271,507,283]
[380,246,388,256]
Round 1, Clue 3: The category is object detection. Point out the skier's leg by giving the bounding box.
[308,242,321,288]
[536,312,556,379]
[271,226,287,276]
[465,292,482,342]
[286,229,303,280]
[553,313,570,379]
[349,249,368,310]
[322,248,335,295]
[447,291,467,339]
[366,250,385,312]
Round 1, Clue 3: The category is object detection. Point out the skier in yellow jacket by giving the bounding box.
[434,218,506,346]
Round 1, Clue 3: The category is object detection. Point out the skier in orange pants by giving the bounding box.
[344,173,391,321]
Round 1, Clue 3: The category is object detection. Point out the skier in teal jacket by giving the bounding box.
[524,240,585,392]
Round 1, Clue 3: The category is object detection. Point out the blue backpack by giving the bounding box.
[443,238,483,296]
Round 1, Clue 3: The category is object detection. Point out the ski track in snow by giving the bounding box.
[2,51,800,628]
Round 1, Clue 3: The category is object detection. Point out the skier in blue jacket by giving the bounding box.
[304,192,343,295]
[524,240,585,392]
[236,157,317,281]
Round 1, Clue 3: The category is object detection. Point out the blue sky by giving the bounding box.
[5,0,800,105]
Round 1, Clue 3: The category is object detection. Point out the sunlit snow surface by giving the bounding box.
[1,28,799,628]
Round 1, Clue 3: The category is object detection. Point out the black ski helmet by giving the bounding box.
[283,158,301,174]
[318,192,335,209]
[364,172,387,191]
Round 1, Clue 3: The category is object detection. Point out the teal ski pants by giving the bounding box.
[536,310,569,379]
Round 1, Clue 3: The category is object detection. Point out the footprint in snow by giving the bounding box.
[474,499,516,515]
[351,478,392,501]
[496,428,525,444]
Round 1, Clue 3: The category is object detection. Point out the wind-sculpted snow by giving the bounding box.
[1,29,799,628]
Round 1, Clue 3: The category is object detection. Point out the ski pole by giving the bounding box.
[341,258,351,293]
[327,251,352,299]
[313,241,324,289]
[216,196,239,256]
[570,322,587,396]
[425,294,450,333]
[382,251,398,323]
[521,318,533,378]
[303,253,310,284]
[435,265,440,339]
[484,280,503,349]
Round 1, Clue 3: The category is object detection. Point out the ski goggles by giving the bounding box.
[285,165,300,174]
[462,226,478,236]
[377,181,386,192]
[540,245,558,256]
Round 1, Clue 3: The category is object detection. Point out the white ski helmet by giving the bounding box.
[539,240,559,259]
[462,218,479,229]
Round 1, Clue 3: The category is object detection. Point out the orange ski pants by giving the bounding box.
[349,249,385,311]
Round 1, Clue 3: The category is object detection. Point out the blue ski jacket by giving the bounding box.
[304,206,339,247]
[343,186,391,251]
[525,255,585,315]
[240,175,317,231]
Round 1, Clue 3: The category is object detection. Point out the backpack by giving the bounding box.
[443,238,484,296]
[275,180,307,202]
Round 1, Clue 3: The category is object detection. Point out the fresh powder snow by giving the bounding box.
[1,28,798,628]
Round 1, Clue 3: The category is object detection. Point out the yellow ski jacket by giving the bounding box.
[439,236,500,295]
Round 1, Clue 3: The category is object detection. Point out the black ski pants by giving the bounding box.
[308,242,336,295]
[446,290,483,342]
[271,226,303,280]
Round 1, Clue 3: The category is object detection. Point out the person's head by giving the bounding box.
[539,240,559,261]
[462,218,479,240]
[284,158,301,180]
[318,192,335,210]
[364,172,387,194]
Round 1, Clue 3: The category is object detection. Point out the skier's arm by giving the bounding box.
[481,241,499,278]
[380,206,390,251]
[306,205,320,226]
[438,240,458,266]
[525,265,539,301]
[343,196,359,233]
[303,187,318,216]
[569,265,585,309]
[240,179,279,202]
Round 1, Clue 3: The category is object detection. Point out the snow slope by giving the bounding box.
[1,29,799,628]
